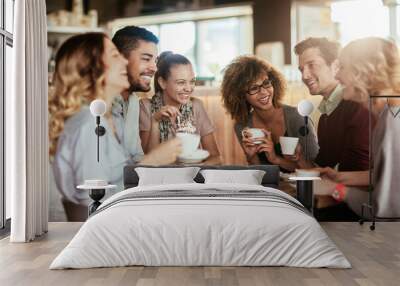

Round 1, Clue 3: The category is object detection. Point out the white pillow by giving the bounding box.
[200,169,266,185]
[135,167,201,186]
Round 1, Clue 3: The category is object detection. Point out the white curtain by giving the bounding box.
[8,0,48,242]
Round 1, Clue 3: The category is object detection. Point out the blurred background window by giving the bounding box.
[159,21,196,68]
[197,17,242,81]
[111,5,253,83]
[290,0,397,76]
[331,0,390,46]
[142,16,251,81]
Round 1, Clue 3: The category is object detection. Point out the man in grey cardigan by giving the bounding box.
[111,26,159,162]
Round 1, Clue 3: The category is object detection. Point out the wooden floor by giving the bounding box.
[0,222,399,286]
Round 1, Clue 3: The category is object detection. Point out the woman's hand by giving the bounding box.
[241,129,262,161]
[283,144,302,162]
[153,105,181,123]
[284,144,315,169]
[257,129,279,164]
[141,138,182,165]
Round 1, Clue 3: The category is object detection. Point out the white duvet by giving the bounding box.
[50,183,350,269]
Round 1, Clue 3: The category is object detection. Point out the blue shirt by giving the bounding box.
[52,94,143,205]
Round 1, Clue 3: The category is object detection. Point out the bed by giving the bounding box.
[50,165,350,269]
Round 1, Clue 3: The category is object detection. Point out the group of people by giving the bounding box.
[49,25,400,221]
[221,38,372,220]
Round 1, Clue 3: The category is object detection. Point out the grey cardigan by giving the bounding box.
[372,105,400,218]
[234,104,319,163]
[345,105,400,218]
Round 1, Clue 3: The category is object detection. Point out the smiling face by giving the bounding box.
[245,73,275,111]
[102,38,129,95]
[298,47,339,97]
[335,58,359,101]
[126,40,158,92]
[158,64,195,105]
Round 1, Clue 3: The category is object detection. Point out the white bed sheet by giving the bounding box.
[50,183,350,269]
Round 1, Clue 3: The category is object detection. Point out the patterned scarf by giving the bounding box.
[150,92,194,142]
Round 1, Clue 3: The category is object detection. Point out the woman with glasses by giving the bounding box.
[139,51,221,164]
[221,55,318,170]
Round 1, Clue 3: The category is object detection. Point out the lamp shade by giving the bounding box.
[297,99,314,117]
[90,99,106,117]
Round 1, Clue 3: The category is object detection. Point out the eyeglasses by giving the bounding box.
[247,79,273,95]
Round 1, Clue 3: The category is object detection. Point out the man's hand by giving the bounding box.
[141,138,182,165]
[316,167,340,182]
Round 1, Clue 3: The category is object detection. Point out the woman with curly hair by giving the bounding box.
[50,33,181,218]
[318,37,400,218]
[221,55,318,170]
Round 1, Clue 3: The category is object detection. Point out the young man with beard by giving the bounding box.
[112,26,181,164]
[294,38,372,220]
[294,37,371,172]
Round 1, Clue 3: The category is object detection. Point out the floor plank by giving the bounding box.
[0,222,399,286]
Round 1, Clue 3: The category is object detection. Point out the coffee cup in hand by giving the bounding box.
[279,136,299,155]
[176,132,200,156]
[242,128,265,144]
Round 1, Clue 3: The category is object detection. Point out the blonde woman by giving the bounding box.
[318,37,400,218]
[50,33,181,218]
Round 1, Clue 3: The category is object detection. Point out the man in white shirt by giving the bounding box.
[112,26,159,162]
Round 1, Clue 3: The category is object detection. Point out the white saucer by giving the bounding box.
[279,172,293,180]
[77,184,117,190]
[288,176,321,181]
[178,149,210,164]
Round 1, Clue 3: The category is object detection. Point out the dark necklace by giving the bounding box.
[387,98,400,118]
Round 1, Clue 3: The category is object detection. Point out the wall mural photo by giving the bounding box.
[47,1,400,227]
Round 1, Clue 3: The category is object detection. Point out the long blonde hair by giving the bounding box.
[49,32,107,156]
[339,37,400,101]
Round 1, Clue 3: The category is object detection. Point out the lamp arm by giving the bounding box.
[301,116,309,162]
[97,116,100,162]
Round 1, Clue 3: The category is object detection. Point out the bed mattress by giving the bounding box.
[50,183,350,269]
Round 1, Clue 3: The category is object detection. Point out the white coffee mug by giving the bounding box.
[279,136,299,155]
[176,132,200,156]
[242,128,265,144]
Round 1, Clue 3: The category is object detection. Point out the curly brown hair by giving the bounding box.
[221,55,286,124]
[49,32,107,156]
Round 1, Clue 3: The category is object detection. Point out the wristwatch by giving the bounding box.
[332,183,346,202]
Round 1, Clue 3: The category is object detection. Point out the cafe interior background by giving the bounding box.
[11,0,398,221]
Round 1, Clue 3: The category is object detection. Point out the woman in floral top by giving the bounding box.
[139,51,221,164]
